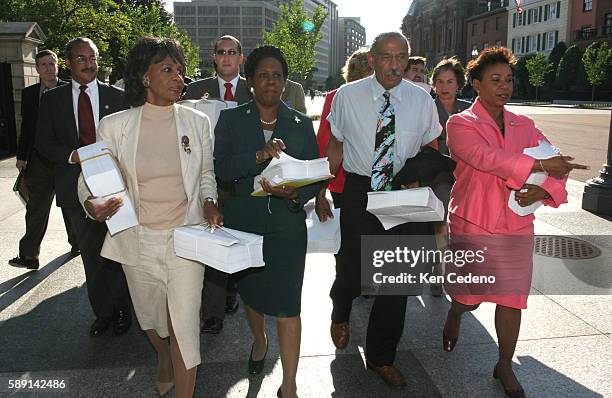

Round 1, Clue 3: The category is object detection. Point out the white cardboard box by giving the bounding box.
[508,140,561,216]
[78,141,138,235]
[178,99,237,138]
[367,187,444,230]
[174,225,264,273]
[305,207,341,254]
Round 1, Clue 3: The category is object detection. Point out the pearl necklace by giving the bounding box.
[260,118,277,125]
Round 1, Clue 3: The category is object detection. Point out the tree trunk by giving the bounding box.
[591,85,595,101]
[535,86,539,101]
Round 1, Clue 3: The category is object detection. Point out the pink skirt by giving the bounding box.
[447,214,534,309]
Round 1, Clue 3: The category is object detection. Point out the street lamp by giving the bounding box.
[471,48,478,59]
[582,109,612,215]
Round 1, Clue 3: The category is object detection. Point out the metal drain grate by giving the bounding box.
[534,236,601,260]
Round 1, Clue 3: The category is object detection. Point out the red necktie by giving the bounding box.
[224,82,234,101]
[78,85,96,146]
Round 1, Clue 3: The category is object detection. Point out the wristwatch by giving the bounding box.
[204,197,217,206]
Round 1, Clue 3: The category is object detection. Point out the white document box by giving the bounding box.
[178,99,237,137]
[306,207,341,254]
[252,152,332,196]
[367,187,444,230]
[174,225,264,273]
[78,141,138,235]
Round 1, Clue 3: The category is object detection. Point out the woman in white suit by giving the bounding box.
[79,36,222,397]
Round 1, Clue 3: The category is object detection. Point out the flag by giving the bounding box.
[515,0,523,14]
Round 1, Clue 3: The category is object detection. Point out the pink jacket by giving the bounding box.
[446,98,567,233]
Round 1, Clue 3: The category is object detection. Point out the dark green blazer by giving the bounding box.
[214,100,321,234]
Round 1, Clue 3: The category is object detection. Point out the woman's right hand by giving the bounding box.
[538,156,589,178]
[256,138,286,164]
[84,196,123,222]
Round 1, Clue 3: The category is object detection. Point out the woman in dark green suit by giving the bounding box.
[213,46,321,398]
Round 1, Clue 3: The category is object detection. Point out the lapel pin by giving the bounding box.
[246,109,251,115]
[295,116,301,124]
[510,121,516,126]
[104,104,109,109]
[181,136,191,154]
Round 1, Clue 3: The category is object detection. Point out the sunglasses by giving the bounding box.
[215,49,239,56]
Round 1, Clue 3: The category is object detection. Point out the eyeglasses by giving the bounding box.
[215,49,239,56]
[73,55,98,64]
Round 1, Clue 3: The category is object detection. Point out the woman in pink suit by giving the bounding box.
[442,47,587,398]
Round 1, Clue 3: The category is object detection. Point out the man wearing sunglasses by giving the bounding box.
[183,35,251,335]
[183,35,251,103]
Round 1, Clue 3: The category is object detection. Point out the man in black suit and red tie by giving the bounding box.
[9,49,78,271]
[183,35,252,334]
[35,37,132,337]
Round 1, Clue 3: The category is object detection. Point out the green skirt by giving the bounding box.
[236,224,307,318]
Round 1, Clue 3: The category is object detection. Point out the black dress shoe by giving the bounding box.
[113,310,132,336]
[247,339,268,375]
[8,256,39,270]
[69,247,80,257]
[225,295,239,314]
[90,317,111,336]
[201,317,223,334]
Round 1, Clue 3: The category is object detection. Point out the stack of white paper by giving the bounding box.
[174,225,264,273]
[305,208,341,254]
[509,140,561,216]
[78,141,138,235]
[179,99,237,136]
[252,152,333,196]
[367,187,444,230]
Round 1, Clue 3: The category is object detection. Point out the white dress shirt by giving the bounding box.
[69,79,99,163]
[71,79,100,131]
[217,75,239,99]
[328,75,441,177]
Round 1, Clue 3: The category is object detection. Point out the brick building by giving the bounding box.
[466,6,509,60]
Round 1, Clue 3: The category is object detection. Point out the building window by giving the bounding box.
[495,39,502,46]
[605,13,612,35]
[583,0,592,12]
[472,23,477,36]
[496,16,501,30]
[530,34,538,52]
[483,20,488,33]
[483,42,490,49]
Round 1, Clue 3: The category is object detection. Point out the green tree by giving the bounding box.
[545,41,566,88]
[2,0,200,80]
[582,41,612,101]
[262,0,327,81]
[526,53,552,100]
[555,45,582,90]
[515,54,535,99]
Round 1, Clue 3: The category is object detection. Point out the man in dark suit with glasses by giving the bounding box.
[35,37,131,338]
[183,35,252,334]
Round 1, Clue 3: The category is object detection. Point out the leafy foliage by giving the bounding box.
[555,45,582,90]
[582,41,612,100]
[2,0,200,80]
[262,0,327,81]
[545,41,566,88]
[526,53,552,100]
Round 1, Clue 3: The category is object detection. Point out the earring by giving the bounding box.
[143,78,150,88]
